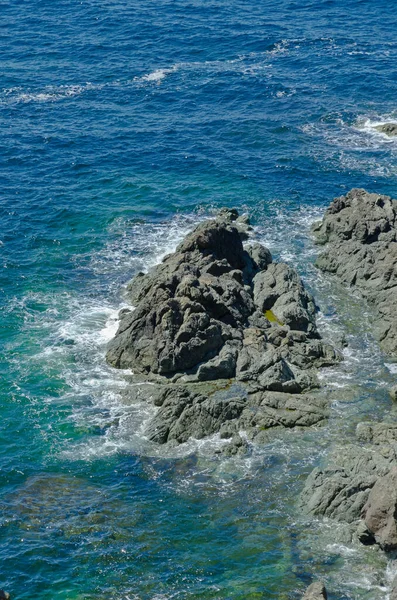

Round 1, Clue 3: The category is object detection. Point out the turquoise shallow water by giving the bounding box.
[2,0,397,597]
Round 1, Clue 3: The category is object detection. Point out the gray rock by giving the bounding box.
[362,467,397,551]
[217,434,249,457]
[313,188,397,356]
[356,421,397,445]
[0,591,10,600]
[299,444,397,522]
[374,123,397,137]
[356,519,376,546]
[109,210,337,384]
[240,391,328,435]
[390,574,397,600]
[302,582,327,600]
[253,263,318,336]
[144,386,247,445]
[390,385,397,401]
[106,210,339,447]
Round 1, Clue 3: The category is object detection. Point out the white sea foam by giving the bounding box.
[1,82,102,105]
[135,67,179,85]
[357,117,397,142]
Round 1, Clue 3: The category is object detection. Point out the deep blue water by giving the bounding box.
[2,1,397,598]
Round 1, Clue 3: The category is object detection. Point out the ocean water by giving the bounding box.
[2,0,397,598]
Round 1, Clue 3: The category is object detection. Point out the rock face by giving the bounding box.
[298,443,395,523]
[375,123,397,137]
[106,209,339,447]
[143,385,329,446]
[361,468,397,551]
[108,210,337,384]
[299,420,397,552]
[302,581,327,600]
[312,188,397,355]
[390,385,397,402]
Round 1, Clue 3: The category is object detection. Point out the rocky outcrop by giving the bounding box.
[0,591,10,600]
[312,188,397,355]
[142,384,328,446]
[299,418,397,553]
[302,582,327,600]
[107,209,339,448]
[361,468,397,551]
[298,443,395,524]
[374,123,397,137]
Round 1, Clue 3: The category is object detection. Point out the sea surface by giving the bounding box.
[2,0,397,598]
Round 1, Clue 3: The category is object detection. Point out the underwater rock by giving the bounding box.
[374,123,397,137]
[108,209,339,447]
[302,581,327,600]
[312,188,397,356]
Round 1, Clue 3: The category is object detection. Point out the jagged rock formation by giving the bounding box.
[107,209,339,448]
[312,188,397,355]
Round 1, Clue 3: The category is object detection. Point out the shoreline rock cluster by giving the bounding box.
[106,191,397,597]
[312,188,397,356]
[107,208,340,450]
[300,188,397,593]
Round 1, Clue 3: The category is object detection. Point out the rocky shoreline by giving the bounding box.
[105,190,397,598]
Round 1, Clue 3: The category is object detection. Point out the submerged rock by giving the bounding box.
[107,209,339,447]
[302,582,327,600]
[312,188,397,356]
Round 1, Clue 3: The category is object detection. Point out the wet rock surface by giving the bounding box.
[299,419,397,554]
[298,443,395,524]
[312,188,397,356]
[107,209,339,448]
[361,467,397,551]
[302,581,327,600]
[374,122,397,137]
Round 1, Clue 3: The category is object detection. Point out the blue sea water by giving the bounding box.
[2,0,397,598]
